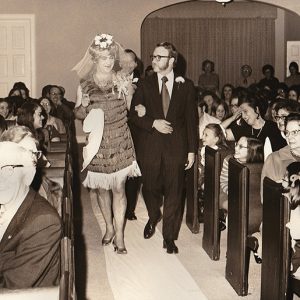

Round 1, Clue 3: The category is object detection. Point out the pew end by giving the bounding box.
[225,159,263,296]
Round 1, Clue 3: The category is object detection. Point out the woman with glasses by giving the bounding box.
[261,113,300,199]
[264,100,299,159]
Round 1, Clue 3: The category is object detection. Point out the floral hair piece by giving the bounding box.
[94,34,114,49]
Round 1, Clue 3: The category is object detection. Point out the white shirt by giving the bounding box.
[157,70,174,99]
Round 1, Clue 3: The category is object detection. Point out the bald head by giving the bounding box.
[0,141,36,168]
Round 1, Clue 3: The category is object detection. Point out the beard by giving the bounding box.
[152,60,169,73]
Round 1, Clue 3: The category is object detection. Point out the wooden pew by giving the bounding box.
[225,158,263,296]
[202,146,233,260]
[47,152,66,168]
[48,141,68,153]
[261,177,300,300]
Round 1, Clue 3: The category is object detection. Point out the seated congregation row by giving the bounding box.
[0,84,75,295]
[0,82,74,144]
[197,84,300,286]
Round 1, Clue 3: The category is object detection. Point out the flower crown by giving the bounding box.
[94,33,114,49]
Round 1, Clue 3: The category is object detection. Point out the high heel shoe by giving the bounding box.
[112,239,127,254]
[101,233,115,246]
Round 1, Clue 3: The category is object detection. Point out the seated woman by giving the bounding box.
[39,97,66,142]
[221,83,234,106]
[219,136,264,233]
[211,98,230,122]
[221,93,286,153]
[283,161,300,280]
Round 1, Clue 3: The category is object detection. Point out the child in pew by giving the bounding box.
[198,124,228,221]
[219,136,264,230]
[283,162,300,280]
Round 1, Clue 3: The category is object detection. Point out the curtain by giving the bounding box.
[141,17,275,90]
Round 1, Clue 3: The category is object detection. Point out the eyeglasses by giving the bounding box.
[50,92,61,96]
[285,129,300,138]
[230,104,238,108]
[0,164,24,176]
[235,144,248,150]
[274,115,288,121]
[150,55,171,61]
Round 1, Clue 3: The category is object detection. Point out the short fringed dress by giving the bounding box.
[80,77,140,190]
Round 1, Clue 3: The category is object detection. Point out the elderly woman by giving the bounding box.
[73,33,140,254]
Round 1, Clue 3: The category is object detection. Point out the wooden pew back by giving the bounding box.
[202,146,233,260]
[225,159,263,296]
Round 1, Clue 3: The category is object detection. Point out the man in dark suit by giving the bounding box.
[0,141,62,289]
[120,49,142,221]
[129,42,198,253]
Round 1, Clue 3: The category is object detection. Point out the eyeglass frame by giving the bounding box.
[284,129,300,138]
[274,115,288,122]
[150,55,172,61]
[235,143,248,150]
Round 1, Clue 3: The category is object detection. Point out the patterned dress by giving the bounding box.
[80,77,140,189]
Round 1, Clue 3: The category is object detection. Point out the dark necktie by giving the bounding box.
[161,76,170,117]
[243,78,248,85]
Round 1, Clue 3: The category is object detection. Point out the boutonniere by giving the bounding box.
[132,77,139,84]
[175,76,185,84]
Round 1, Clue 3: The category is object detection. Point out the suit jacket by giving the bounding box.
[129,73,198,165]
[0,188,62,289]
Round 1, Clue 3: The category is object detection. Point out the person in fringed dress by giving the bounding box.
[73,33,141,254]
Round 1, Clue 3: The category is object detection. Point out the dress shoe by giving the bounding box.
[126,212,137,221]
[219,220,226,231]
[163,240,179,254]
[112,239,127,254]
[144,221,156,239]
[247,236,262,264]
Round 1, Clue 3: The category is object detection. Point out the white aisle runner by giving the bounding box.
[91,194,208,300]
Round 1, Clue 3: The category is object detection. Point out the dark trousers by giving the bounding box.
[125,177,140,215]
[141,154,185,241]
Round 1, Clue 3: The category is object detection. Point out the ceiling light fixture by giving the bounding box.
[216,0,233,7]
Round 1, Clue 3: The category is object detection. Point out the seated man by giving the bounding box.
[0,141,62,289]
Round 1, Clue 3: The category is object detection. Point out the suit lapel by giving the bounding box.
[0,189,35,250]
[167,74,181,118]
[148,73,164,117]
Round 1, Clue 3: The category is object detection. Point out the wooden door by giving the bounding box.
[0,15,35,97]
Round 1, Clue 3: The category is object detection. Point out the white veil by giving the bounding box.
[72,33,125,79]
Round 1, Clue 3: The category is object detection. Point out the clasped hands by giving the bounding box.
[134,104,194,170]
